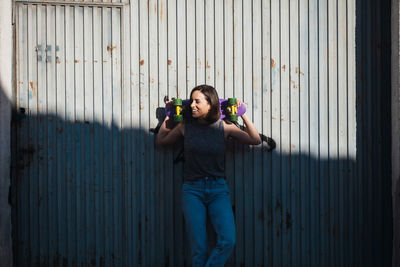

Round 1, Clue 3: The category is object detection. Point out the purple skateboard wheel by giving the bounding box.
[165,98,246,120]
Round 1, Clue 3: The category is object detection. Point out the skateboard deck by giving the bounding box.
[165,98,246,122]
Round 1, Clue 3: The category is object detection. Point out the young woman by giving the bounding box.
[156,85,261,267]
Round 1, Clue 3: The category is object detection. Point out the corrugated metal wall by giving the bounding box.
[356,0,393,266]
[10,0,392,266]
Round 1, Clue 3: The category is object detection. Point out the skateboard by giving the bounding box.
[165,97,246,123]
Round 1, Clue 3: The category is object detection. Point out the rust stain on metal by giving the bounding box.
[94,60,98,63]
[295,67,304,76]
[291,80,297,88]
[74,59,79,63]
[107,45,117,56]
[206,61,211,69]
[291,144,296,149]
[140,105,144,110]
[271,59,276,68]
[140,60,145,65]
[160,0,164,20]
[29,81,37,98]
[197,58,202,66]
[282,65,286,71]
[168,59,172,65]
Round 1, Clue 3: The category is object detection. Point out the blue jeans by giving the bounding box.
[182,177,236,267]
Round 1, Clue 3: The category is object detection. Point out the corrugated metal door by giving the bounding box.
[11,0,392,266]
[12,2,128,266]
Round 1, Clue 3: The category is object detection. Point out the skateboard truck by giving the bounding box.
[226,98,238,122]
[173,98,184,122]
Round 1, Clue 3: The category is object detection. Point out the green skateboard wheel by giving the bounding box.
[229,114,238,122]
[228,97,237,106]
[174,114,183,122]
[173,98,183,106]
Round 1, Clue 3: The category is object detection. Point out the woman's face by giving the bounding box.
[190,90,211,120]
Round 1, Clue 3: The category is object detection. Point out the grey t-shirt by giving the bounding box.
[183,119,226,181]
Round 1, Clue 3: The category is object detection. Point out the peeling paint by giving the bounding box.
[140,60,145,65]
[168,59,172,65]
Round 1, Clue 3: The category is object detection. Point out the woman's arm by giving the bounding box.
[224,101,262,145]
[156,116,184,145]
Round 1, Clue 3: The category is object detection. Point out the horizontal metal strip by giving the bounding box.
[15,0,125,7]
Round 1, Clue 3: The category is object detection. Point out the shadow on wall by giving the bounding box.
[8,102,392,267]
[0,81,13,267]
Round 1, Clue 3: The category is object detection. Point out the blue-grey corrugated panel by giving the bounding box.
[356,0,393,267]
[10,0,392,266]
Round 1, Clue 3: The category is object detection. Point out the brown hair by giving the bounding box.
[190,85,220,124]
